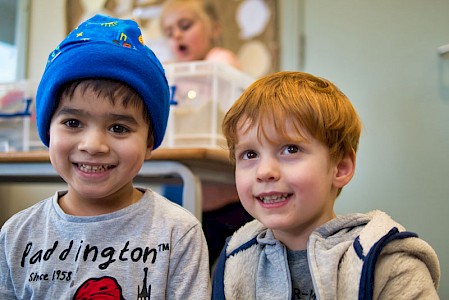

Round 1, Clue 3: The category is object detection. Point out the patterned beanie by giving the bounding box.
[36,14,170,149]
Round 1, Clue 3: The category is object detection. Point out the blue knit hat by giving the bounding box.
[36,14,170,149]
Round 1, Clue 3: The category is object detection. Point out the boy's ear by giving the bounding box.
[333,150,356,189]
[144,144,153,160]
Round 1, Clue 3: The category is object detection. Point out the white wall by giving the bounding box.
[285,1,448,298]
[27,0,65,81]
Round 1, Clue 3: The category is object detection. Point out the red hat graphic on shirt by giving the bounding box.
[73,268,151,300]
[73,276,125,300]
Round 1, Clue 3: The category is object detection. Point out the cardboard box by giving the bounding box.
[161,61,254,149]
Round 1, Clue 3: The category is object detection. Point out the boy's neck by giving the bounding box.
[273,212,337,251]
[58,187,143,216]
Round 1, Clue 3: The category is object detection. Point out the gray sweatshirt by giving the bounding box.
[1,188,211,299]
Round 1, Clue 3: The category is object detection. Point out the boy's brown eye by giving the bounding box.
[64,119,81,128]
[284,145,300,154]
[109,124,129,134]
[242,150,257,160]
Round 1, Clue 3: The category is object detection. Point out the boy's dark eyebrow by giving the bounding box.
[54,107,140,125]
[53,107,84,118]
[107,113,139,125]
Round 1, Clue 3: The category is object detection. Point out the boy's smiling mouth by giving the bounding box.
[77,163,114,173]
[258,193,291,204]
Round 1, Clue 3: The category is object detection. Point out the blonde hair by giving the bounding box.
[160,0,220,43]
[223,71,362,164]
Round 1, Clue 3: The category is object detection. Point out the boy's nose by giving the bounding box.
[256,158,280,182]
[78,129,109,154]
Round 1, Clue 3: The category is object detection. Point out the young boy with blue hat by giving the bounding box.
[0,14,210,299]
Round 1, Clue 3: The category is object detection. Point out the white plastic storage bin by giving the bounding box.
[161,61,254,149]
[0,81,39,152]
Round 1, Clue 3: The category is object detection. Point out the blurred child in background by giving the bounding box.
[160,0,241,69]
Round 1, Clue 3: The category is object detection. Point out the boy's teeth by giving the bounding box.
[78,164,111,173]
[260,194,289,203]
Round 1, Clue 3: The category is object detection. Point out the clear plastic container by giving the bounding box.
[0,81,39,152]
[161,61,254,149]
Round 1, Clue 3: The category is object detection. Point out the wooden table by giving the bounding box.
[0,148,235,220]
